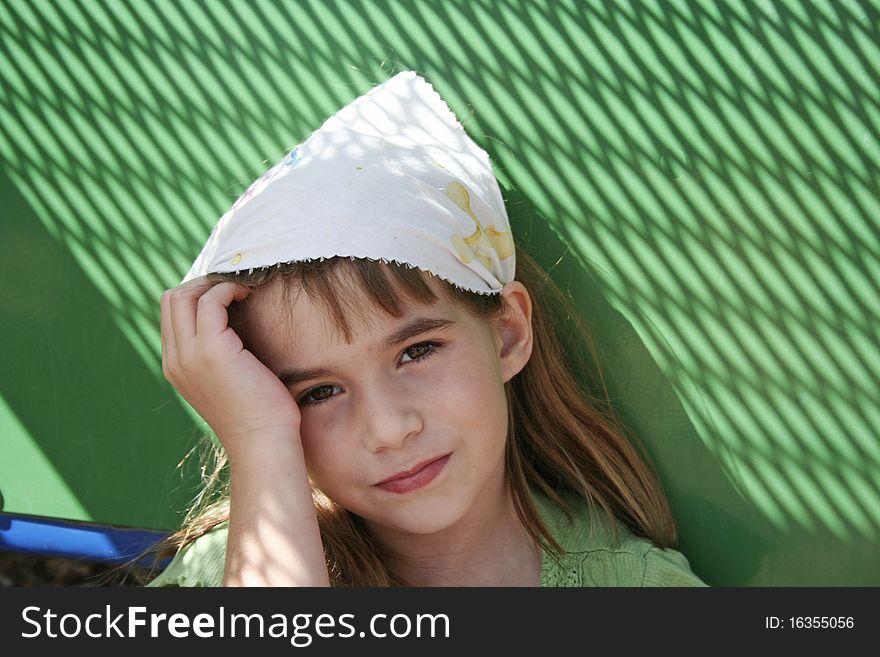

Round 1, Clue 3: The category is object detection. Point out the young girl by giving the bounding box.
[145,71,706,587]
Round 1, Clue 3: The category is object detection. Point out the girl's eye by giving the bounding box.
[400,340,442,364]
[298,341,443,407]
[299,384,340,407]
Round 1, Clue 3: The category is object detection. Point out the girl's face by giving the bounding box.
[239,274,533,540]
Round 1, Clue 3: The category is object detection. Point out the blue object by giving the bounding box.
[0,512,171,569]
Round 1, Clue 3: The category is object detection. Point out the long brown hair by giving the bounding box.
[130,243,678,586]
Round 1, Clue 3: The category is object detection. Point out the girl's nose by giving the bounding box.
[358,382,423,453]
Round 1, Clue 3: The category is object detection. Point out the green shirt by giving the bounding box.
[147,489,706,587]
[532,489,707,586]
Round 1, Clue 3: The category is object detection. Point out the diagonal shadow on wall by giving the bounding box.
[504,183,771,586]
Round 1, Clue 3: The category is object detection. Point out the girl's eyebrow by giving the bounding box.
[277,316,456,388]
[382,316,456,350]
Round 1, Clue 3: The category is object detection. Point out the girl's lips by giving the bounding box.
[375,454,451,494]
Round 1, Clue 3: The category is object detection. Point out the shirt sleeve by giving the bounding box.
[640,545,708,587]
[564,544,708,587]
[145,525,229,587]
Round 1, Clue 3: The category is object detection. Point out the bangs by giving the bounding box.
[218,257,447,343]
[212,256,506,344]
[288,258,446,343]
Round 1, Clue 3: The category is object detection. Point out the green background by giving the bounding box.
[1,0,878,585]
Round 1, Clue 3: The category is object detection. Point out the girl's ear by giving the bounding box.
[493,281,534,384]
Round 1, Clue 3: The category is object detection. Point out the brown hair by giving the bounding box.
[128,244,678,586]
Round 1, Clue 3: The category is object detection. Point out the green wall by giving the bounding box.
[1,0,878,585]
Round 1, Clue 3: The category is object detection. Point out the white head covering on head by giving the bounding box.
[183,70,516,294]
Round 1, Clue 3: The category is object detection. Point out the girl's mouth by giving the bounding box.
[374,454,451,494]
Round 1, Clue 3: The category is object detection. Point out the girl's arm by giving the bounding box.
[160,278,330,587]
[222,427,329,586]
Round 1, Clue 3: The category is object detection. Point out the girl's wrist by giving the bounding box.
[219,425,304,469]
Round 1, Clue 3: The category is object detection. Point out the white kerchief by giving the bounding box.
[183,70,515,294]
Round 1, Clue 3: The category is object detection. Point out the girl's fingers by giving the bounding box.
[195,281,252,339]
[167,277,217,343]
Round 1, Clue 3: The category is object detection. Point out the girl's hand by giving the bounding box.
[160,277,301,463]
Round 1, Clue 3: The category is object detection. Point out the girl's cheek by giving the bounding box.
[298,416,344,472]
[300,398,347,432]
[300,436,348,483]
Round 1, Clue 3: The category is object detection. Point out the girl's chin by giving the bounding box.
[363,501,469,537]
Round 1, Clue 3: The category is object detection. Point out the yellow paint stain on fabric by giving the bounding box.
[230,253,243,266]
[446,181,479,226]
[451,234,473,263]
[445,181,514,266]
[451,234,492,270]
[486,227,514,259]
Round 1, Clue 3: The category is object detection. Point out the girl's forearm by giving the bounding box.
[222,430,330,587]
